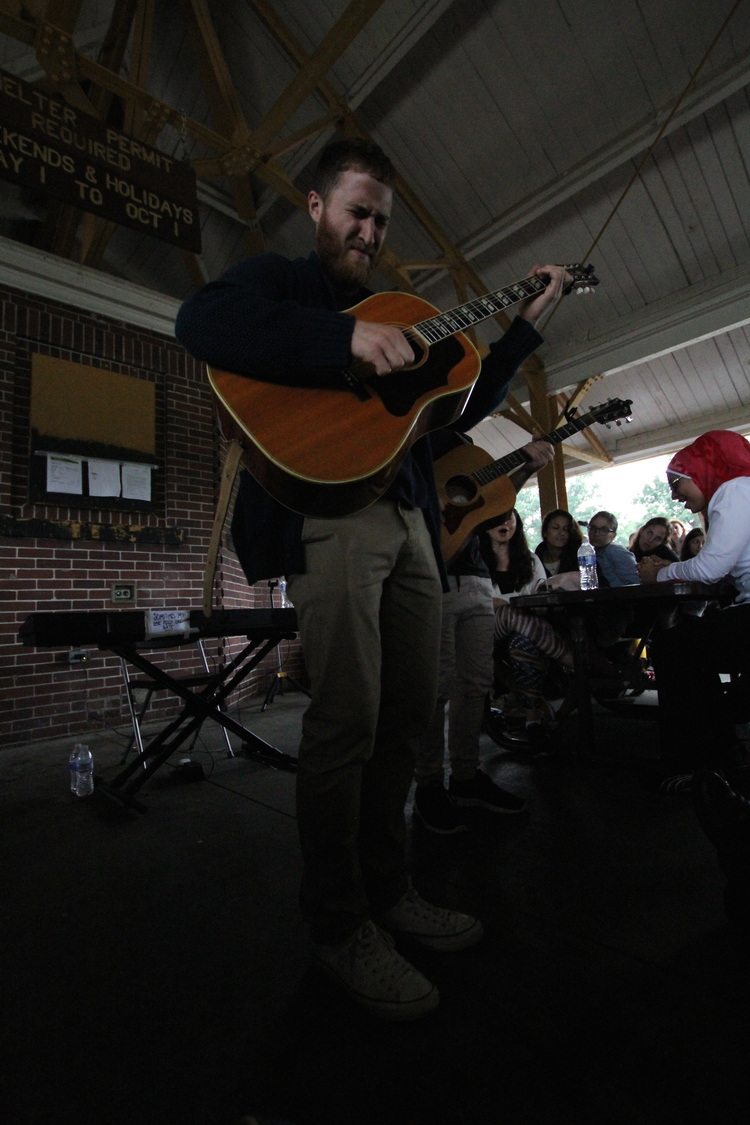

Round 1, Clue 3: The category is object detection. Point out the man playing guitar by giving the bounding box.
[176,137,567,1021]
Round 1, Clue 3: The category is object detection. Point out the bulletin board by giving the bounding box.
[29,354,160,509]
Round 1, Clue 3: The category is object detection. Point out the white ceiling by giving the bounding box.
[2,0,750,472]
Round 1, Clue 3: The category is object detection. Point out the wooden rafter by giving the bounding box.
[178,0,264,255]
[1,0,565,386]
[32,1,95,253]
[81,0,159,267]
[555,391,613,465]
[250,0,387,152]
[551,375,603,425]
[558,443,611,467]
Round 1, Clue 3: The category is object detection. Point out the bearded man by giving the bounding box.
[176,138,565,1020]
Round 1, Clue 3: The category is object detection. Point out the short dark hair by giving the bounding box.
[311,138,396,199]
[590,510,618,533]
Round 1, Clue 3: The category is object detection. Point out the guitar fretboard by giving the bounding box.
[415,275,547,344]
[472,412,598,486]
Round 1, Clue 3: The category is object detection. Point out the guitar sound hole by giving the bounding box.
[445,475,477,505]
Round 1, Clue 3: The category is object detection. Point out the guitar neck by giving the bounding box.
[415,274,548,343]
[472,412,600,486]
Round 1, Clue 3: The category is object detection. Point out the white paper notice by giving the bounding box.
[146,608,191,638]
[121,463,152,501]
[88,460,121,497]
[47,455,82,494]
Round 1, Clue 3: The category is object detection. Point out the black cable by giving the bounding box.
[204,776,297,818]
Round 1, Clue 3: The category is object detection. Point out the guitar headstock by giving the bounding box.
[558,263,599,296]
[588,398,633,426]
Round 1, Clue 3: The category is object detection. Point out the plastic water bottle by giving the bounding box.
[278,579,293,609]
[71,743,94,797]
[577,527,599,591]
[68,744,82,792]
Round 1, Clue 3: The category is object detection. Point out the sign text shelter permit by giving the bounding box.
[0,68,201,252]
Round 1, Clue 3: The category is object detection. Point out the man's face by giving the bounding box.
[588,517,616,550]
[309,169,392,292]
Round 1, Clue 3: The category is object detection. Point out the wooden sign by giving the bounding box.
[0,68,201,252]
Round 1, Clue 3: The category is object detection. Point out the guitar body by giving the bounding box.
[436,443,518,565]
[208,291,480,517]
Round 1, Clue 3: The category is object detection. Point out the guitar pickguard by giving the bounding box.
[365,337,464,416]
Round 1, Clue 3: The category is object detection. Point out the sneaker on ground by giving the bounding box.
[377,885,483,952]
[448,768,528,813]
[413,782,468,834]
[312,920,439,1020]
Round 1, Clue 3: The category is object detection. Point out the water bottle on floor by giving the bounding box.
[577,524,599,591]
[70,743,94,797]
[278,579,293,609]
[68,744,82,792]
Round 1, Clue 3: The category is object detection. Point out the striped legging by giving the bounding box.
[494,604,570,710]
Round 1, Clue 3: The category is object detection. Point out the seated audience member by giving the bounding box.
[535,509,583,576]
[680,527,705,560]
[628,517,679,563]
[482,511,571,755]
[587,511,639,586]
[668,519,686,556]
[638,431,750,791]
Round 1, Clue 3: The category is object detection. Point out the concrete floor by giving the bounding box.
[3,690,749,1125]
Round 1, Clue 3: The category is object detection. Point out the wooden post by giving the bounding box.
[524,365,559,516]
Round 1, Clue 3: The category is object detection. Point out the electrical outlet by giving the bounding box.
[69,648,89,663]
[112,582,136,604]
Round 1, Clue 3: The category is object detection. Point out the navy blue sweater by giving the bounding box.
[175,251,543,587]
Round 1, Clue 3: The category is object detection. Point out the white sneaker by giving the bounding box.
[377,886,483,952]
[311,920,439,1020]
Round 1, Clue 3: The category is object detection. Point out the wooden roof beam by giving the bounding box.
[178,0,264,255]
[250,0,388,152]
[81,0,160,267]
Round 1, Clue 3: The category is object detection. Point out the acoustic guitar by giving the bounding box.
[435,398,633,564]
[208,263,599,517]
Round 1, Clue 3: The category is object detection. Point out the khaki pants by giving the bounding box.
[287,500,442,943]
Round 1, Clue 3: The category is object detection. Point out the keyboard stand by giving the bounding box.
[95,628,298,811]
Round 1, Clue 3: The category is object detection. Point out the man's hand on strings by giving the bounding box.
[350,320,415,375]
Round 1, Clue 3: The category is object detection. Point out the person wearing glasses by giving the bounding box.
[587,511,639,587]
[637,431,750,792]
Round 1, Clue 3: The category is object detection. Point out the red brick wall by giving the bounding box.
[0,282,305,747]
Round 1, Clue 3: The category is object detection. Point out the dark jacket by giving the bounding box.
[175,251,543,588]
